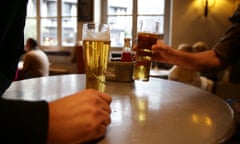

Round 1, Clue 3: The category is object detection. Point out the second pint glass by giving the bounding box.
[133,20,162,81]
[82,23,110,92]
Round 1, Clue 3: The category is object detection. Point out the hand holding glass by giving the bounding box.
[133,20,162,81]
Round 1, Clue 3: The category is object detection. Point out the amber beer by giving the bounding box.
[133,32,161,81]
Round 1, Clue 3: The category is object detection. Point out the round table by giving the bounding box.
[3,74,236,144]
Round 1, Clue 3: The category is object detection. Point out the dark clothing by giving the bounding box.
[229,5,240,24]
[213,5,240,83]
[213,24,240,65]
[213,6,240,143]
[0,0,48,143]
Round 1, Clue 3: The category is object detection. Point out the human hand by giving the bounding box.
[151,40,174,63]
[133,39,174,63]
[47,89,112,144]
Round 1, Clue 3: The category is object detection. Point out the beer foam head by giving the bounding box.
[83,24,110,41]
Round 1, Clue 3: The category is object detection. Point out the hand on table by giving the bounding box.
[47,89,112,144]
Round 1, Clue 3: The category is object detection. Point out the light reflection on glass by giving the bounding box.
[191,113,212,127]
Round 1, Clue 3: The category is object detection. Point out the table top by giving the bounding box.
[150,68,170,79]
[3,74,236,144]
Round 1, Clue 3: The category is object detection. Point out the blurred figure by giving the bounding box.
[169,43,214,92]
[18,38,49,79]
[192,41,216,91]
[151,5,240,75]
[192,41,209,53]
[168,43,202,88]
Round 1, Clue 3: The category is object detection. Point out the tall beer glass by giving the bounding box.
[133,20,162,81]
[82,23,110,92]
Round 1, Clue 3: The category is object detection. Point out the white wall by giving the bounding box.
[170,0,239,48]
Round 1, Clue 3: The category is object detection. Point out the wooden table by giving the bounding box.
[3,74,236,144]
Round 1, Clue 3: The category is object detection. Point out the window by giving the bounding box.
[24,0,77,50]
[25,0,170,51]
[102,0,170,50]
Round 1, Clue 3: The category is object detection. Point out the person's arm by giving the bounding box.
[151,40,224,72]
[0,98,49,144]
[21,54,32,73]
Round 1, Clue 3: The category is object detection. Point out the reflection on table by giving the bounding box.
[150,68,170,79]
[3,74,236,144]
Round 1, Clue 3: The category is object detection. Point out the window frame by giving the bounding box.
[101,0,171,52]
[25,0,78,52]
[25,0,171,52]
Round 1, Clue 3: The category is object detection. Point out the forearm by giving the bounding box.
[167,49,223,72]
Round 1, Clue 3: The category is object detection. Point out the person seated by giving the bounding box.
[18,38,50,80]
[192,41,209,52]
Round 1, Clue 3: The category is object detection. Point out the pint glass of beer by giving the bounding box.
[82,23,110,92]
[133,20,162,81]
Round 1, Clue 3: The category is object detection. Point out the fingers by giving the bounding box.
[99,92,112,105]
[152,39,164,50]
[101,110,111,126]
[102,104,111,113]
[95,124,108,140]
[90,90,112,114]
[81,89,112,123]
[86,89,112,105]
[91,89,112,114]
[93,107,111,140]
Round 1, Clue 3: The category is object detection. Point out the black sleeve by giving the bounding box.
[0,1,49,143]
[0,99,49,144]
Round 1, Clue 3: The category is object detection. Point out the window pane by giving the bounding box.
[24,19,37,42]
[62,0,77,17]
[138,16,164,34]
[25,0,37,42]
[108,16,132,47]
[138,0,165,14]
[41,0,57,17]
[41,18,58,46]
[27,0,37,17]
[62,18,77,46]
[108,0,132,15]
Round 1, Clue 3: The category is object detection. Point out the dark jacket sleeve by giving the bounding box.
[0,99,49,144]
[0,1,49,143]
